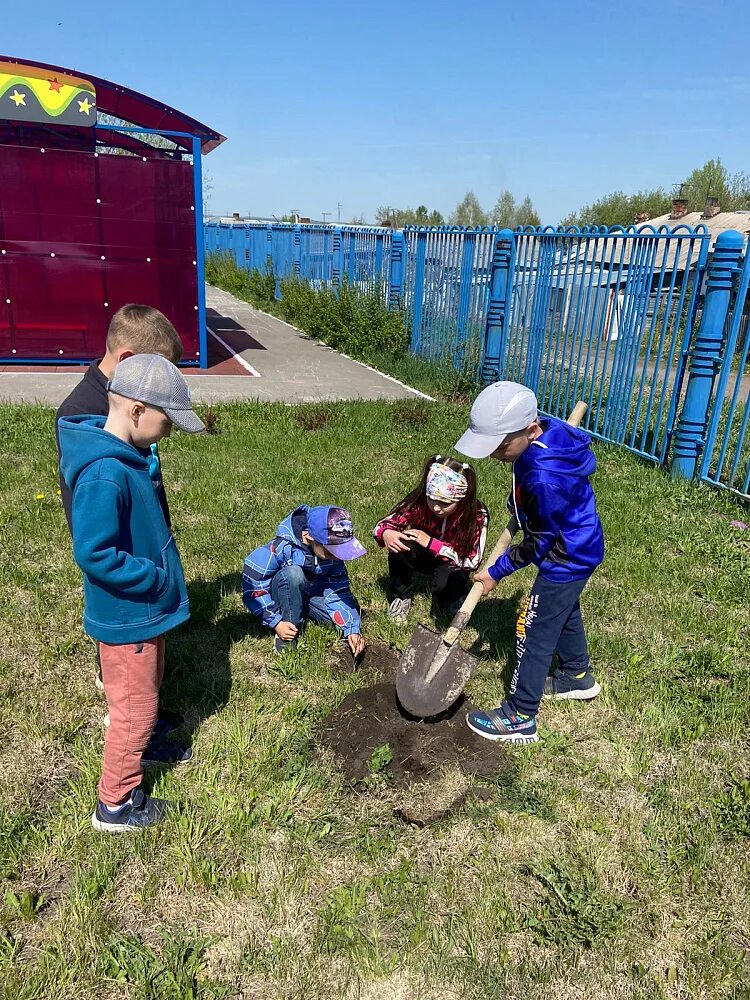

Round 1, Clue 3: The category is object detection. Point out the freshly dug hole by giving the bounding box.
[319,680,515,789]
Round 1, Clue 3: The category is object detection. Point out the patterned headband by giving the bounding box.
[426,462,469,503]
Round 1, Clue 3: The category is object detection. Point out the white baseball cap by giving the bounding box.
[455,381,538,458]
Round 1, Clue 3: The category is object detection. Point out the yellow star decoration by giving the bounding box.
[78,96,94,115]
[9,90,26,107]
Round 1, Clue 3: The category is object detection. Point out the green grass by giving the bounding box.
[0,400,749,999]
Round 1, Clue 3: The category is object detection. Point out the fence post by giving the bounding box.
[293,224,302,276]
[481,229,514,384]
[410,229,427,354]
[375,230,384,284]
[671,229,744,479]
[265,224,273,272]
[389,230,406,309]
[348,229,357,284]
[332,227,344,288]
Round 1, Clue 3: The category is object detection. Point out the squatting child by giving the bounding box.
[242,505,366,659]
[373,455,488,623]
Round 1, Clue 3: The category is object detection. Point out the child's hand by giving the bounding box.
[472,569,497,595]
[348,633,366,658]
[274,621,299,641]
[382,529,412,553]
[404,528,430,548]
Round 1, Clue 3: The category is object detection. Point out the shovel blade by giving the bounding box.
[396,624,478,718]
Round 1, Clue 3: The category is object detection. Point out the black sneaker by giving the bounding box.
[92,788,169,832]
[543,670,601,701]
[142,739,193,766]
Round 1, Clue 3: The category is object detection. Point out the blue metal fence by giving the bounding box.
[204,220,749,498]
[503,226,710,465]
[698,239,750,500]
[204,222,392,295]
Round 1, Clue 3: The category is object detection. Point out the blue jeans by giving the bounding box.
[508,575,591,716]
[270,564,333,631]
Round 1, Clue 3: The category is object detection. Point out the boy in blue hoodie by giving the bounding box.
[58,354,205,831]
[242,506,366,659]
[455,382,604,744]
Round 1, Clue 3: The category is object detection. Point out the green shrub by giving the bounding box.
[205,254,408,362]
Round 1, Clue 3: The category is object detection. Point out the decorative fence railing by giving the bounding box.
[204,221,749,501]
[695,236,750,500]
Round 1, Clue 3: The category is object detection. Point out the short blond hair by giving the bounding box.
[106,304,183,363]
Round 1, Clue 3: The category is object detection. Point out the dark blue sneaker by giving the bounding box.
[92,788,169,833]
[142,740,193,766]
[466,702,539,744]
[153,709,185,741]
[544,670,601,701]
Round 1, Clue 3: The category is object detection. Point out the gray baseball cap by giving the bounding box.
[455,381,538,458]
[107,353,205,433]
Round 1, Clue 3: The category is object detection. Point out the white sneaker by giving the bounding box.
[388,597,412,624]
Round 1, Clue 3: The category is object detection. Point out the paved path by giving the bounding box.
[0,285,430,406]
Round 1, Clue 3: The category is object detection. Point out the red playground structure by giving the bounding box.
[0,56,225,366]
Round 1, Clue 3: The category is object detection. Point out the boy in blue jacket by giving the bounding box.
[243,506,366,659]
[455,381,604,744]
[58,354,205,831]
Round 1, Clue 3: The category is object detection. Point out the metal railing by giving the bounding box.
[204,220,749,499]
[698,240,750,500]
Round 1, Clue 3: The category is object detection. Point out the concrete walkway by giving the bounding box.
[0,285,430,406]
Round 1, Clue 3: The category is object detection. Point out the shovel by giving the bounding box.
[396,401,588,718]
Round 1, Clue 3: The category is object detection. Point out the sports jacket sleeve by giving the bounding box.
[489,480,569,582]
[242,541,285,629]
[373,507,412,545]
[320,563,361,637]
[426,506,488,570]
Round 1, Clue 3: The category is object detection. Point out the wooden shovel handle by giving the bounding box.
[442,399,588,645]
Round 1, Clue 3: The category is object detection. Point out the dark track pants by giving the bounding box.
[508,574,592,716]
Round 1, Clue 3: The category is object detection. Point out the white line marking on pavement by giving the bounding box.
[208,330,261,377]
[249,307,434,401]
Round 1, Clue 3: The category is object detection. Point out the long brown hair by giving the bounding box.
[390,454,486,558]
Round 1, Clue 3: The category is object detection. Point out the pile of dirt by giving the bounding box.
[331,640,401,676]
[319,680,514,790]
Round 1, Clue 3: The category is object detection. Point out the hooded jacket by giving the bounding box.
[55,361,171,534]
[489,417,604,584]
[242,506,361,636]
[58,415,190,643]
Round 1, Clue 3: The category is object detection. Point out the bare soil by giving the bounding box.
[320,643,514,793]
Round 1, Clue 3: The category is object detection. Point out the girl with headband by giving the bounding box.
[373,455,488,623]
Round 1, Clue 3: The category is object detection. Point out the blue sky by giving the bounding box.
[5,0,750,223]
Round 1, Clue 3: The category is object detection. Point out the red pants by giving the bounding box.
[98,636,165,806]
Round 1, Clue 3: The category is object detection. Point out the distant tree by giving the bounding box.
[561,189,671,228]
[375,204,445,227]
[681,158,750,212]
[348,214,368,224]
[491,190,517,228]
[449,191,488,227]
[202,171,214,218]
[515,195,541,228]
[491,190,542,228]
[562,158,750,227]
